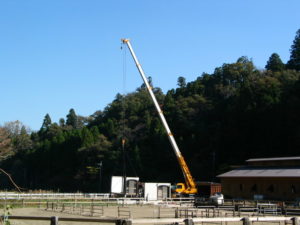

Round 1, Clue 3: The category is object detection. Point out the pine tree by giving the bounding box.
[177,76,187,88]
[59,118,65,127]
[81,127,94,147]
[265,53,285,72]
[287,29,300,71]
[66,108,78,128]
[40,114,52,131]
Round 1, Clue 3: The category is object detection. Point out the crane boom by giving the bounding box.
[121,39,197,194]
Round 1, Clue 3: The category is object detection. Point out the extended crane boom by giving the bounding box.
[121,39,197,195]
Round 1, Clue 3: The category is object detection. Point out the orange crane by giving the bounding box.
[121,39,197,195]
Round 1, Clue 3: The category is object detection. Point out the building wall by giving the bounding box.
[221,177,300,201]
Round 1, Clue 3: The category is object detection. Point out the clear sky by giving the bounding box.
[0,0,299,131]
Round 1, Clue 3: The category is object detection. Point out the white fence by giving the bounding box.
[3,215,300,225]
[0,192,110,199]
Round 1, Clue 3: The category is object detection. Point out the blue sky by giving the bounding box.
[0,0,299,130]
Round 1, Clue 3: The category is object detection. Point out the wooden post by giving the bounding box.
[116,219,132,225]
[50,216,58,225]
[158,206,161,219]
[242,217,251,225]
[184,218,194,225]
[285,219,290,225]
[91,203,94,216]
[292,217,300,225]
[175,208,178,218]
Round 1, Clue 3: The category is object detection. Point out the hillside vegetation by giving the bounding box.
[0,29,300,192]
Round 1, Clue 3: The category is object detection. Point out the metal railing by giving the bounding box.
[2,215,300,225]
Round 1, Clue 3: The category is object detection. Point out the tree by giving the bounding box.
[40,114,52,131]
[13,126,33,152]
[59,118,65,127]
[287,29,300,71]
[177,76,187,88]
[0,127,12,159]
[66,108,78,128]
[4,120,29,137]
[265,53,285,72]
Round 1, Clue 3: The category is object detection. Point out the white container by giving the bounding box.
[144,183,171,201]
[110,176,139,194]
[111,176,124,194]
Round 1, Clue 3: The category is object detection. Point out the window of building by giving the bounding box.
[251,184,257,192]
[267,184,274,193]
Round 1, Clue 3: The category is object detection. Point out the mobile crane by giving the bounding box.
[121,39,197,195]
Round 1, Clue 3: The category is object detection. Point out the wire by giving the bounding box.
[121,42,127,190]
[121,43,138,181]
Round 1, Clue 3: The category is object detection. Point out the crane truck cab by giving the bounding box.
[175,182,198,195]
[175,183,185,193]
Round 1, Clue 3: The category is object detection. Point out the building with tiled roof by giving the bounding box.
[217,156,300,200]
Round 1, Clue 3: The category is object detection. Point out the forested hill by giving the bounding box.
[0,29,300,192]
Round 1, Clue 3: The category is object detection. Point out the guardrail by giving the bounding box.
[0,193,194,202]
[2,215,300,225]
[0,192,111,199]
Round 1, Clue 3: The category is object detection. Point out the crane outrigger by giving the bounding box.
[121,39,197,195]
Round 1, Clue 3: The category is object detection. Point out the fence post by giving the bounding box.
[292,217,300,225]
[184,218,194,225]
[157,206,161,218]
[50,216,58,225]
[116,219,132,225]
[91,203,94,216]
[175,208,178,218]
[242,217,251,225]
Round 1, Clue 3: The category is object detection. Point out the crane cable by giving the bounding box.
[121,42,127,183]
[121,42,138,178]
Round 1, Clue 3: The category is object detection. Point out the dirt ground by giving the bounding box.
[3,206,288,225]
[4,205,176,225]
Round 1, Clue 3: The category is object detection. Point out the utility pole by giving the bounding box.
[98,161,103,193]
